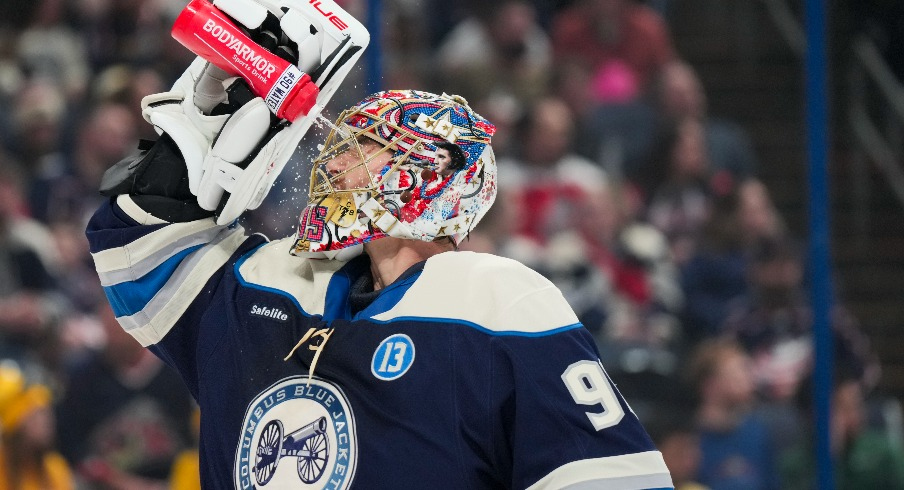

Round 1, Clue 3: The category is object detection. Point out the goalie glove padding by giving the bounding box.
[100,135,215,222]
[134,0,369,225]
[197,98,272,212]
[141,58,233,196]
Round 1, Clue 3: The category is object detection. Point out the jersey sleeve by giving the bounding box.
[469,257,672,489]
[491,328,673,489]
[86,195,251,391]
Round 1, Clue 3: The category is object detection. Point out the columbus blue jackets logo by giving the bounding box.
[234,376,357,489]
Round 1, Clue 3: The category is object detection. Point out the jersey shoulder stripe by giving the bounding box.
[371,251,580,335]
[108,228,247,346]
[90,196,249,346]
[526,451,673,490]
[102,244,203,316]
[93,197,227,278]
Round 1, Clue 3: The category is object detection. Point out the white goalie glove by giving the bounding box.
[142,0,369,225]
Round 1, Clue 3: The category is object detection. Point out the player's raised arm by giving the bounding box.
[100,0,369,224]
[85,0,368,389]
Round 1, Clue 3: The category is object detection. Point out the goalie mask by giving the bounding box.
[291,90,497,259]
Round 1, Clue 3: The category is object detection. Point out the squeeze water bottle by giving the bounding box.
[171,0,319,122]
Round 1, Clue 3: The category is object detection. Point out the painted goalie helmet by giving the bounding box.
[291,90,497,259]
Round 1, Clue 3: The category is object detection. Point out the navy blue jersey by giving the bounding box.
[87,195,673,489]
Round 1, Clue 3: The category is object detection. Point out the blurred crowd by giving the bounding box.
[0,0,899,488]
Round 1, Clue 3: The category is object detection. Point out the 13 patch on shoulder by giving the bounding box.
[234,376,357,489]
[371,334,416,381]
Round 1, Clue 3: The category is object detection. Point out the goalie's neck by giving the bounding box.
[364,237,454,291]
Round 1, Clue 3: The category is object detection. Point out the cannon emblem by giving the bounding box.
[254,416,329,485]
[234,376,356,490]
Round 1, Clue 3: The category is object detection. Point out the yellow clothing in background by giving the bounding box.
[677,483,710,490]
[169,449,201,490]
[0,450,73,490]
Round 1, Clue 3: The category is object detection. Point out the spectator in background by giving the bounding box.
[55,302,193,489]
[652,61,756,184]
[91,64,166,141]
[499,96,607,245]
[566,179,682,345]
[0,159,64,365]
[30,101,136,226]
[550,178,683,418]
[688,338,781,490]
[645,117,718,264]
[653,60,757,180]
[551,0,675,101]
[781,367,904,489]
[8,79,70,190]
[434,0,551,104]
[16,0,90,101]
[572,78,660,189]
[0,360,73,489]
[647,407,710,490]
[550,0,675,164]
[721,236,880,404]
[681,178,787,342]
[0,152,60,272]
[579,59,759,212]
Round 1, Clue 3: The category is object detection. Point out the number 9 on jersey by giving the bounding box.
[561,360,626,431]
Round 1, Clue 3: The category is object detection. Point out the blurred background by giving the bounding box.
[0,0,902,488]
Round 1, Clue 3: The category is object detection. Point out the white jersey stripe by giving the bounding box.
[118,227,246,346]
[92,197,224,275]
[96,225,226,287]
[526,451,673,490]
[115,194,170,225]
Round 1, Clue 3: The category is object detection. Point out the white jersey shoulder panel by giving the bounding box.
[372,251,579,335]
[236,237,347,316]
[527,451,673,490]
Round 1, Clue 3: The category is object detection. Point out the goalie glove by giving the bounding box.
[139,57,234,199]
[141,0,369,225]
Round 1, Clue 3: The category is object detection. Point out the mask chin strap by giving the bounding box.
[360,197,417,239]
[445,236,459,251]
